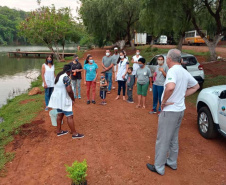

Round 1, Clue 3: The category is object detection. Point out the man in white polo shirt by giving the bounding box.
[146,49,200,175]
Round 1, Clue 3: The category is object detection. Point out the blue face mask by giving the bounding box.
[101,76,104,79]
[139,64,144,68]
[47,60,52,63]
[75,59,79,62]
[89,60,94,64]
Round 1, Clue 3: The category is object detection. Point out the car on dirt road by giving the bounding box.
[146,53,205,89]
[196,85,226,139]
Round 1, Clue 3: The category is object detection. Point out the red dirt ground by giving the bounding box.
[1,48,226,185]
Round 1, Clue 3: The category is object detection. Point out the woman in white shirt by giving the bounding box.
[41,55,55,111]
[115,51,129,100]
[131,49,142,75]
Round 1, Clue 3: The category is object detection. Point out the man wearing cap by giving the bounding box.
[146,49,199,175]
[112,47,119,83]
[102,49,114,93]
[69,55,83,99]
[48,64,84,139]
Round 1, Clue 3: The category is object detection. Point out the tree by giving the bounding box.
[140,0,226,60]
[79,0,141,48]
[140,0,193,50]
[0,6,28,45]
[186,0,225,60]
[18,6,81,61]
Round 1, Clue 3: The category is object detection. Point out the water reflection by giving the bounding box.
[0,45,80,108]
[0,54,43,107]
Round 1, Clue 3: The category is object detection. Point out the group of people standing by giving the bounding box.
[41,48,170,115]
[41,48,200,176]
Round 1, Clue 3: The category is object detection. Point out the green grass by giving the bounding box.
[0,53,85,175]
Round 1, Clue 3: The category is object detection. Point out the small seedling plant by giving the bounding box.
[65,159,87,185]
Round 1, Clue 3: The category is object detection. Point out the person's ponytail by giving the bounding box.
[54,64,72,84]
[55,71,65,84]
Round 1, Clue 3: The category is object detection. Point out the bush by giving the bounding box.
[152,47,158,52]
[65,160,87,185]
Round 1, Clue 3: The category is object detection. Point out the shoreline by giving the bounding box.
[0,52,84,174]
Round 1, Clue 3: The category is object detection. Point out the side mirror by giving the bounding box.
[219,90,226,99]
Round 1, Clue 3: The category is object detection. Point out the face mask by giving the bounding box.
[75,59,79,62]
[120,56,124,59]
[136,52,140,55]
[89,60,94,64]
[157,60,164,65]
[139,64,144,68]
[101,76,104,79]
[47,60,52,63]
[106,53,110,56]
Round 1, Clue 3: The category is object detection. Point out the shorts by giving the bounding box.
[100,90,107,99]
[57,109,73,117]
[137,82,149,96]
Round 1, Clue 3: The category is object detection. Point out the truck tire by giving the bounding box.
[197,107,218,139]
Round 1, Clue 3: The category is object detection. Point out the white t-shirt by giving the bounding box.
[162,65,198,112]
[132,55,142,75]
[117,58,128,81]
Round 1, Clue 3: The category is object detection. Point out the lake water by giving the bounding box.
[0,45,79,108]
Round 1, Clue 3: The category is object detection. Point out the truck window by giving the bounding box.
[182,57,197,66]
[149,57,158,65]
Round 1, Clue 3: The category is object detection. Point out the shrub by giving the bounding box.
[152,47,158,52]
[65,160,87,185]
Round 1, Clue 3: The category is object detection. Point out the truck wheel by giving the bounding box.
[198,107,218,139]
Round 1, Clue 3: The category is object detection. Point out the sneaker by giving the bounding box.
[74,95,77,99]
[45,107,49,111]
[72,133,84,139]
[57,130,69,137]
[87,100,90,104]
[158,111,161,116]
[127,100,134,103]
[103,102,107,105]
[78,96,81,99]
[112,87,116,90]
[149,109,157,114]
[92,100,96,104]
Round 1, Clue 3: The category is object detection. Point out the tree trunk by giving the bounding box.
[203,35,223,61]
[177,33,185,51]
[62,43,65,59]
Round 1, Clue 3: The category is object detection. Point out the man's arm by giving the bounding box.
[102,58,107,69]
[185,83,200,97]
[161,82,175,110]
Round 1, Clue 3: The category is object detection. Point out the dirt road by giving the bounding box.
[1,48,226,185]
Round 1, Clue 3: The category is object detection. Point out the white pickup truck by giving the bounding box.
[197,85,226,139]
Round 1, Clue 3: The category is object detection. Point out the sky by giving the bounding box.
[0,0,81,17]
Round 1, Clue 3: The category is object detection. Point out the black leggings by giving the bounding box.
[118,80,126,96]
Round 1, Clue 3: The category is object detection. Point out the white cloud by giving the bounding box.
[0,0,81,17]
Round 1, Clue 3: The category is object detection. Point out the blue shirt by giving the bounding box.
[84,63,98,81]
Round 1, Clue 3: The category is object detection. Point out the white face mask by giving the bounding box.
[120,56,124,59]
[157,60,164,65]
[106,52,110,56]
[136,52,140,55]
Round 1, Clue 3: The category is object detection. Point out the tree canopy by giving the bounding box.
[18,6,82,61]
[0,6,27,45]
[79,0,141,47]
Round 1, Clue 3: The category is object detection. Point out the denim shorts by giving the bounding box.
[57,109,73,117]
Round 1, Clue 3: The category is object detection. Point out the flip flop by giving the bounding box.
[136,105,141,108]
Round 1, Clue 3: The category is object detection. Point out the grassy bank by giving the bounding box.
[0,51,84,175]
